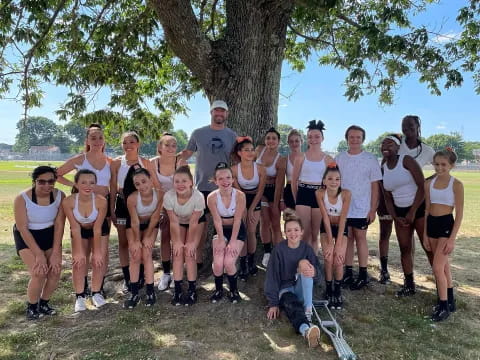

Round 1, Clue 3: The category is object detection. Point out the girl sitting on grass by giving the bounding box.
[13,166,65,320]
[63,169,109,312]
[424,148,464,322]
[316,163,351,309]
[264,213,321,348]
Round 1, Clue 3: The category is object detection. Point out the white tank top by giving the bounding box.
[256,147,280,177]
[286,154,294,182]
[117,156,145,189]
[237,163,259,190]
[324,192,343,217]
[73,193,98,224]
[21,190,63,230]
[382,154,418,207]
[74,154,111,187]
[155,158,174,192]
[299,156,325,183]
[430,176,455,207]
[136,190,158,217]
[216,188,237,218]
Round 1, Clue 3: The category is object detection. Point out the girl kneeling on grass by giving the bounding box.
[424,148,464,322]
[264,214,321,348]
[207,162,247,304]
[316,163,351,309]
[14,166,66,320]
[123,166,163,309]
[164,166,206,306]
[63,169,109,312]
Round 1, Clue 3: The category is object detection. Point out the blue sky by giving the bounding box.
[1,0,478,151]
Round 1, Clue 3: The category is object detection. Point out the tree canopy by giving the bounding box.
[1,1,479,138]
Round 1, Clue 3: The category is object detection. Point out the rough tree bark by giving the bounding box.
[151,0,294,142]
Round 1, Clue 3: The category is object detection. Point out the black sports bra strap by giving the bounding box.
[50,191,55,204]
[31,187,37,204]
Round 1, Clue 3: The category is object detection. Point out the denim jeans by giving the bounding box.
[278,274,313,311]
[278,274,313,333]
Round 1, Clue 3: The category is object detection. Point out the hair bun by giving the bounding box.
[307,120,326,131]
[215,162,229,170]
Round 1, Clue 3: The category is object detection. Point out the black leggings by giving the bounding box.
[279,292,310,334]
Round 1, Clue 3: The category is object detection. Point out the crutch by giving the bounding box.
[312,300,357,360]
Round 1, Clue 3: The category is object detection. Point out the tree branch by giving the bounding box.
[199,0,208,27]
[287,23,332,46]
[23,0,68,119]
[335,12,362,29]
[149,0,212,86]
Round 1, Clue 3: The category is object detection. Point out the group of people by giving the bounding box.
[13,100,463,348]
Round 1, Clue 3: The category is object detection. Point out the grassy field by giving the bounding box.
[0,161,479,360]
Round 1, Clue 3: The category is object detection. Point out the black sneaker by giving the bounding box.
[38,302,57,316]
[433,300,456,313]
[26,306,41,320]
[123,293,140,309]
[396,284,416,297]
[145,292,156,307]
[342,273,354,288]
[228,290,241,304]
[379,270,391,284]
[184,290,198,306]
[122,281,131,295]
[171,291,184,306]
[210,289,224,304]
[238,268,249,282]
[248,262,258,277]
[431,307,450,322]
[350,277,368,290]
[332,296,343,310]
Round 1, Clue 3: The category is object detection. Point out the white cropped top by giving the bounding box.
[430,176,455,207]
[216,188,237,218]
[22,190,63,230]
[73,193,98,224]
[75,154,110,187]
[237,163,259,190]
[136,190,159,217]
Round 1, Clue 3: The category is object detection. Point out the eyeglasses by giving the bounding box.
[36,179,56,185]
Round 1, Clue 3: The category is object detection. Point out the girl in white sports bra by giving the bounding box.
[315,163,351,310]
[231,136,267,281]
[109,131,159,293]
[207,162,247,304]
[62,169,109,312]
[149,133,187,292]
[283,129,304,210]
[424,149,464,322]
[56,124,111,295]
[13,166,66,320]
[123,167,163,309]
[255,128,286,267]
[291,120,333,254]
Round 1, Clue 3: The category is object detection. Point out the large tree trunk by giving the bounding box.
[152,0,294,143]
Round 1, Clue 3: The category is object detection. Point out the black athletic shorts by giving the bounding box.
[126,218,160,230]
[283,183,295,210]
[393,201,425,220]
[215,221,247,242]
[296,183,322,208]
[114,193,129,225]
[245,192,261,211]
[263,184,275,203]
[13,225,54,255]
[201,191,211,215]
[320,223,349,238]
[179,214,207,228]
[79,219,110,239]
[427,214,454,239]
[347,217,369,230]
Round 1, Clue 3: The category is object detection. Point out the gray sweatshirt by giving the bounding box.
[264,240,318,307]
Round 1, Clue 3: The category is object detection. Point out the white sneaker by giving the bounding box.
[304,325,320,348]
[74,296,87,312]
[157,273,172,291]
[91,293,107,308]
[262,253,271,268]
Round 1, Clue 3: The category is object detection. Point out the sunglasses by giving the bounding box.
[36,179,56,185]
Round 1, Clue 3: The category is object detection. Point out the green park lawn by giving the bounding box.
[0,161,478,359]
